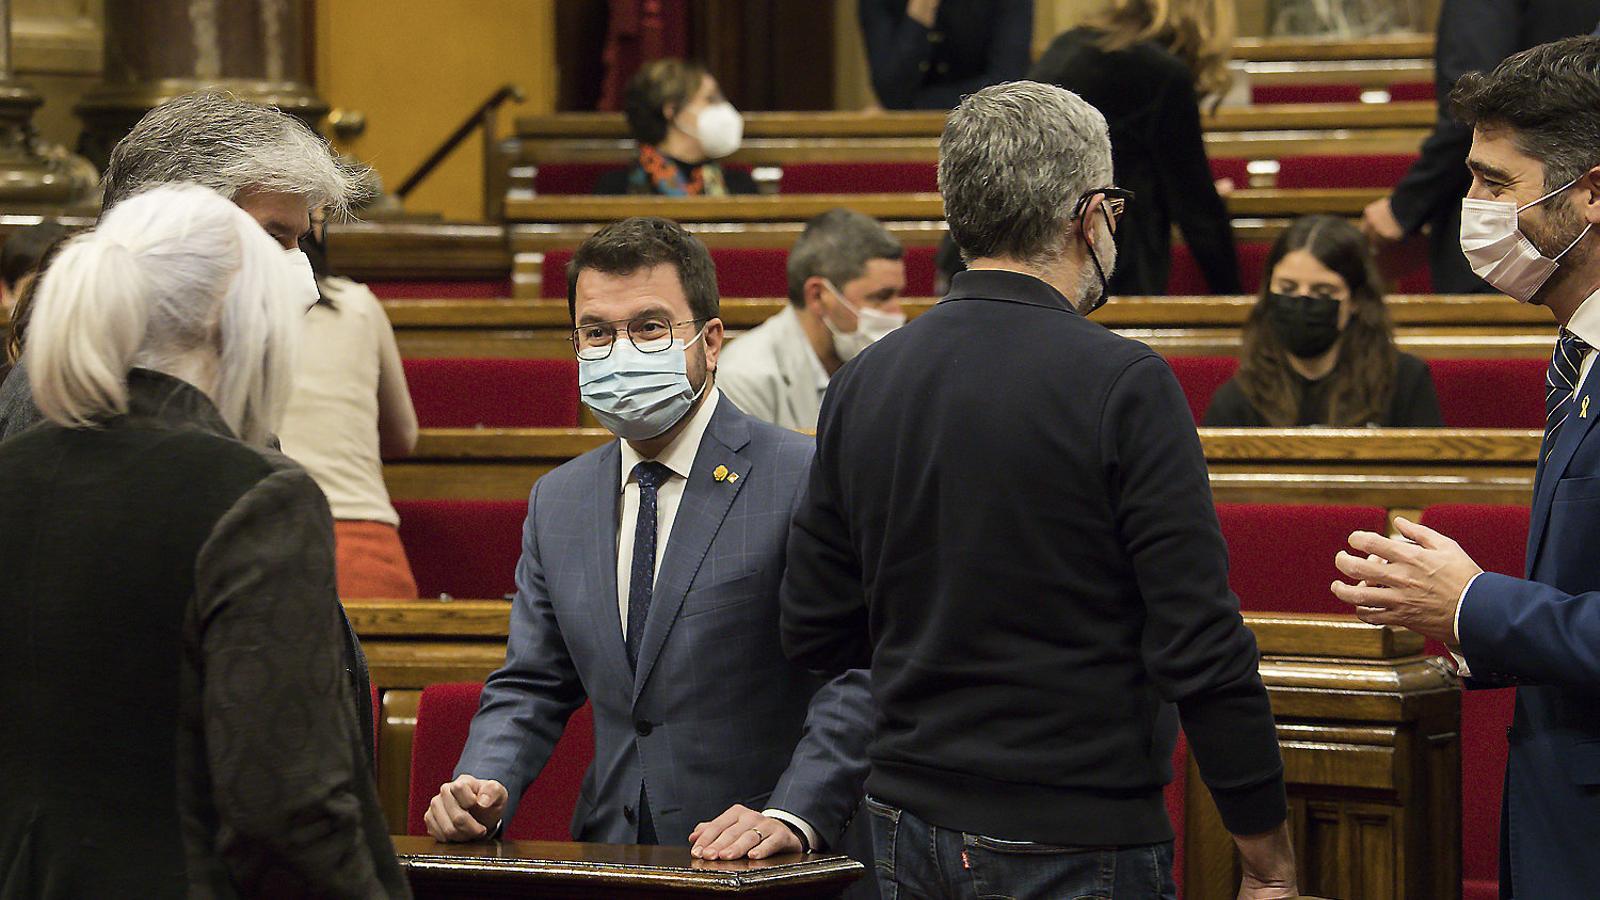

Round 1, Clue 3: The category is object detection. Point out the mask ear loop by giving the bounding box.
[1079,206,1111,316]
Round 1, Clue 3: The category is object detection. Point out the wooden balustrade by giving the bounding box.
[352,605,1456,900]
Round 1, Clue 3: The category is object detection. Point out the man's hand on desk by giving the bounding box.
[690,804,802,860]
[1331,516,1482,645]
[425,774,508,842]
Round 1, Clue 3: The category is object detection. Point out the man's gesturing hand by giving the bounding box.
[690,804,802,860]
[1332,516,1482,645]
[424,774,508,842]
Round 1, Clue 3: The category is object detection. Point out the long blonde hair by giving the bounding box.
[26,183,303,445]
[1096,0,1237,103]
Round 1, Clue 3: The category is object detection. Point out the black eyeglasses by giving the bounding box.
[570,315,704,361]
[1072,187,1135,233]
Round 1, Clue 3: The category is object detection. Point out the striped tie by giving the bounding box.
[1545,328,1591,458]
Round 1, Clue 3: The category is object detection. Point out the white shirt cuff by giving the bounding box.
[762,808,821,851]
[1451,572,1483,677]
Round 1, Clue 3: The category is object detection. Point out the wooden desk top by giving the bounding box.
[392,835,864,897]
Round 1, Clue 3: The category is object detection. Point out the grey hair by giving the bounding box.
[938,81,1113,268]
[102,91,372,216]
[786,208,904,307]
[27,183,303,445]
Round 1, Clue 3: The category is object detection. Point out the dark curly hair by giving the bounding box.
[1451,35,1600,193]
[566,216,719,324]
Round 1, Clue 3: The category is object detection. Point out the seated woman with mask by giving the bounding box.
[1204,215,1443,427]
[593,58,756,196]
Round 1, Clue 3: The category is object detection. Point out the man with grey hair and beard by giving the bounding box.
[0,90,367,442]
[780,81,1298,898]
[720,208,907,431]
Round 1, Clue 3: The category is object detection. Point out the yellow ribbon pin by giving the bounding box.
[713,465,729,482]
[1583,396,1591,419]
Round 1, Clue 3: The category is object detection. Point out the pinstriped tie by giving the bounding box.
[1545,328,1591,459]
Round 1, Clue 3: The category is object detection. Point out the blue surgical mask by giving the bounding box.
[579,329,707,441]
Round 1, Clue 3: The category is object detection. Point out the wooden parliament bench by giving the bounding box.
[383,428,1539,518]
[379,295,1557,361]
[352,604,1458,900]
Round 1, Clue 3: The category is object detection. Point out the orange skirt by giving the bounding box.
[335,520,420,599]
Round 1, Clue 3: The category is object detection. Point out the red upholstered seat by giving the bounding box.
[1419,504,1528,900]
[1275,154,1419,189]
[1216,504,1389,612]
[1168,241,1271,295]
[1387,81,1435,102]
[368,279,512,299]
[1166,356,1239,423]
[1427,358,1548,429]
[1209,157,1250,188]
[403,357,578,428]
[407,682,595,841]
[530,162,755,195]
[778,162,938,194]
[1251,83,1363,105]
[547,246,939,300]
[395,499,527,600]
[1166,732,1188,897]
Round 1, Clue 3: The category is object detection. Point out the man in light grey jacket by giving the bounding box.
[719,209,906,431]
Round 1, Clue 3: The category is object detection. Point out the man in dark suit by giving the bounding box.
[780,81,1296,899]
[1335,38,1600,899]
[1362,0,1600,292]
[425,218,874,887]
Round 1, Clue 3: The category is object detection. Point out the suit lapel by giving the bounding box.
[778,311,822,427]
[632,398,752,701]
[587,442,634,686]
[1527,379,1600,575]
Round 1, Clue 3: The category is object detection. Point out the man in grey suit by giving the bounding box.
[719,209,906,431]
[426,217,873,873]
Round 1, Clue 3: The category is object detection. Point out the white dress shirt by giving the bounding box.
[1453,289,1600,673]
[613,386,821,850]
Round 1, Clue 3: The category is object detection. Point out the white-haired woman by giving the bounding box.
[0,184,409,897]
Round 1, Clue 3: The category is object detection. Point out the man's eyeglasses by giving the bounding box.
[570,315,703,361]
[1072,187,1135,233]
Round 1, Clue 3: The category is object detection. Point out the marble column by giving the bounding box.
[75,0,327,171]
[0,0,94,205]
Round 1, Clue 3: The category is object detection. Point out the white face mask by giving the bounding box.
[822,279,905,362]
[1460,177,1592,303]
[682,102,743,160]
[284,247,321,308]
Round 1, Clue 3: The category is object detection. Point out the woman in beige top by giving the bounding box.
[278,256,420,599]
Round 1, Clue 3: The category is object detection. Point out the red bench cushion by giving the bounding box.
[407,682,595,841]
[403,357,579,429]
[1427,358,1548,429]
[1167,356,1240,423]
[1216,503,1389,612]
[778,161,939,194]
[1252,84,1363,105]
[532,162,754,195]
[1275,154,1419,190]
[1419,504,1527,894]
[395,499,527,600]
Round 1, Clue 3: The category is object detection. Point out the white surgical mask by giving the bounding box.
[284,247,321,308]
[1460,177,1592,303]
[683,102,743,160]
[822,279,905,362]
[578,330,707,441]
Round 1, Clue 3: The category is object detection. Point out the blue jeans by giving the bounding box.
[864,796,1176,900]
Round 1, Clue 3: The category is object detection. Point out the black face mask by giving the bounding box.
[1265,292,1343,359]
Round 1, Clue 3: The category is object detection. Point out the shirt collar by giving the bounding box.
[1566,288,1600,347]
[618,386,721,491]
[942,268,1077,314]
[802,330,831,392]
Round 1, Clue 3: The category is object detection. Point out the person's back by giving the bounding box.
[782,82,1294,899]
[277,276,419,598]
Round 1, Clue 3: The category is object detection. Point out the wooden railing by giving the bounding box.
[352,605,1456,900]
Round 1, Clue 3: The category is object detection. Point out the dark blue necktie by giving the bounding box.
[1545,328,1591,459]
[626,460,672,671]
